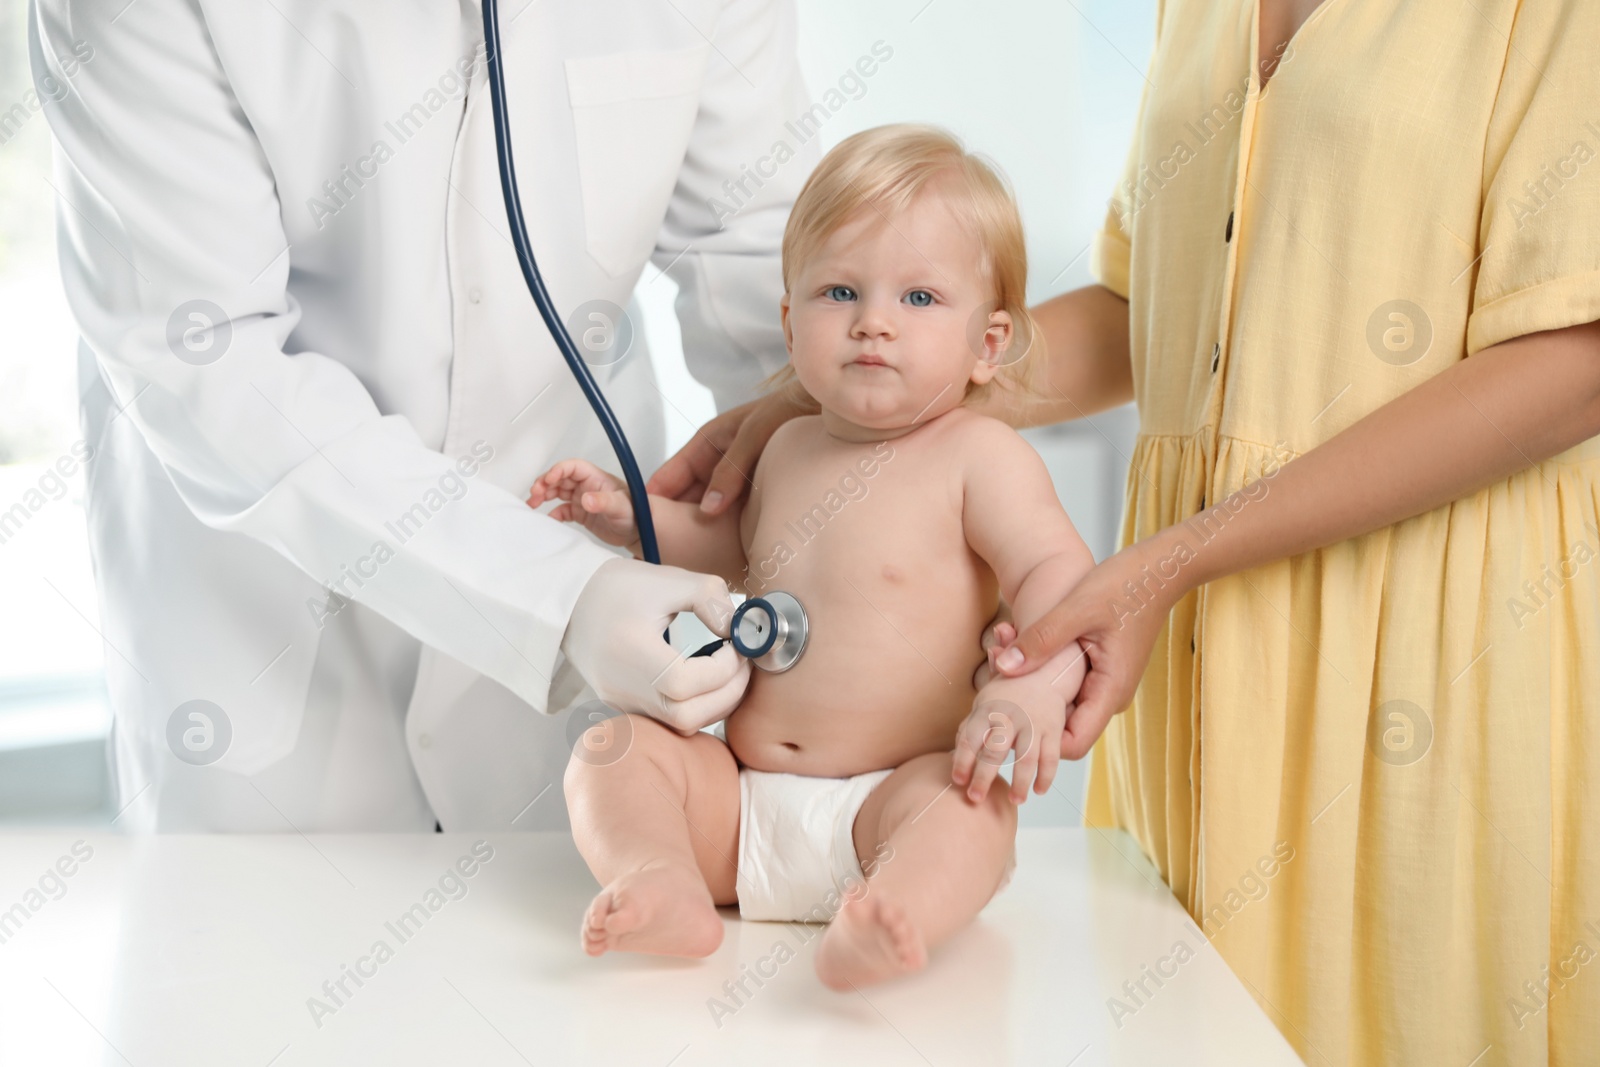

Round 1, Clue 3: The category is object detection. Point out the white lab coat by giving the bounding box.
[30,0,816,830]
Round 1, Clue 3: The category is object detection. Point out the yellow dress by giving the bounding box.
[1083,1,1600,1063]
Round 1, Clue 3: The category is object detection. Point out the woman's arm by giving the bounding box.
[996,318,1600,751]
[971,284,1134,428]
[1162,318,1600,592]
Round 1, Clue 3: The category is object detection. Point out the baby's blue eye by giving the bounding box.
[904,290,934,307]
[824,285,856,302]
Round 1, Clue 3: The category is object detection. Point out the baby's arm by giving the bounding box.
[954,418,1096,800]
[528,460,752,589]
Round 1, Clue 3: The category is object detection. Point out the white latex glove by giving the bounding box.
[561,557,750,733]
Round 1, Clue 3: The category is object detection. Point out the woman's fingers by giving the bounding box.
[648,396,759,504]
[979,614,1012,652]
[699,382,820,515]
[647,427,729,503]
[995,598,1078,675]
[699,406,780,514]
[973,615,1017,688]
[1060,667,1123,760]
[972,661,994,690]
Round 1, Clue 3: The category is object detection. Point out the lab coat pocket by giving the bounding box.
[565,44,711,278]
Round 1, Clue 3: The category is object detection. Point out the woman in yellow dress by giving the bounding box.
[653,0,1600,1061]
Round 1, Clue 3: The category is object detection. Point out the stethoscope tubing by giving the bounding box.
[483,1,808,673]
[480,0,662,567]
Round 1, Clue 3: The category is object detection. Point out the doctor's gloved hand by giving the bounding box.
[561,557,750,734]
[527,459,638,548]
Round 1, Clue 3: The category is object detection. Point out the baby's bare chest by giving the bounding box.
[741,439,979,596]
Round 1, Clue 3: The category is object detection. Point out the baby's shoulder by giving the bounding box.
[926,407,1032,461]
[761,413,820,468]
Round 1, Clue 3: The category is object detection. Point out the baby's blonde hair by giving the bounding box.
[763,124,1045,407]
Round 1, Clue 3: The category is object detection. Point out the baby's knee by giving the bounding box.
[980,776,1019,831]
[925,750,1017,830]
[563,711,671,788]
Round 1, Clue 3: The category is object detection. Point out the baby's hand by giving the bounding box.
[527,458,637,547]
[951,669,1070,806]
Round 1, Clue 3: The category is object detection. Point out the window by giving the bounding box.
[0,0,112,824]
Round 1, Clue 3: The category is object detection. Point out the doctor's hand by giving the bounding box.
[647,378,819,516]
[528,459,637,547]
[561,557,750,734]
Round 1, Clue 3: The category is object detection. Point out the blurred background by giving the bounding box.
[0,0,1152,829]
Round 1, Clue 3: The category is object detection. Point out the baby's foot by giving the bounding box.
[813,892,927,991]
[581,859,724,959]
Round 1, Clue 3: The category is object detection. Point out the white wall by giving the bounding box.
[643,0,1157,825]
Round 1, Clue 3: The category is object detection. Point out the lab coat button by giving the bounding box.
[468,288,483,305]
[417,733,433,750]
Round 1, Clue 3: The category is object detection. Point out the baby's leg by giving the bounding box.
[814,751,1015,990]
[563,713,740,958]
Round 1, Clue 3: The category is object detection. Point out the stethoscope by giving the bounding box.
[481,0,808,673]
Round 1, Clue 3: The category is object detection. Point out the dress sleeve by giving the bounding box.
[1089,0,1166,301]
[1090,144,1136,300]
[1467,0,1600,354]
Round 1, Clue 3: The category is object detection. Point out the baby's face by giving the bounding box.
[781,185,1012,437]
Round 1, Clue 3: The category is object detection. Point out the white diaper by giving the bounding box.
[735,766,893,922]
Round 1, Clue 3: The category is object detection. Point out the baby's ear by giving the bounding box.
[970,355,1001,386]
[779,294,794,354]
[970,308,1014,384]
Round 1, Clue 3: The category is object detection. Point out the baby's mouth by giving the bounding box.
[848,353,890,368]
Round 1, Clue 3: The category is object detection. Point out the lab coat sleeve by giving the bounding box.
[30,0,618,715]
[651,0,819,413]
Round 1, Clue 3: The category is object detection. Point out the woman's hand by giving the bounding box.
[993,536,1183,758]
[646,378,820,515]
[527,458,638,547]
[971,607,1016,690]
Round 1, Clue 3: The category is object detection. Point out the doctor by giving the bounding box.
[30,0,818,831]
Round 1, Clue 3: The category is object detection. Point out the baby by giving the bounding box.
[530,125,1093,990]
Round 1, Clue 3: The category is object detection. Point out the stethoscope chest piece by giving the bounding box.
[730,592,809,673]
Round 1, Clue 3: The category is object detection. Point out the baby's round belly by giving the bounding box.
[723,606,986,776]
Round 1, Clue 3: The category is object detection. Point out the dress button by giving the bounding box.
[1225,211,1234,243]
[417,733,433,750]
[1210,342,1220,373]
[468,288,483,305]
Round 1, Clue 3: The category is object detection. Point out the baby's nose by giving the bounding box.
[853,303,897,337]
